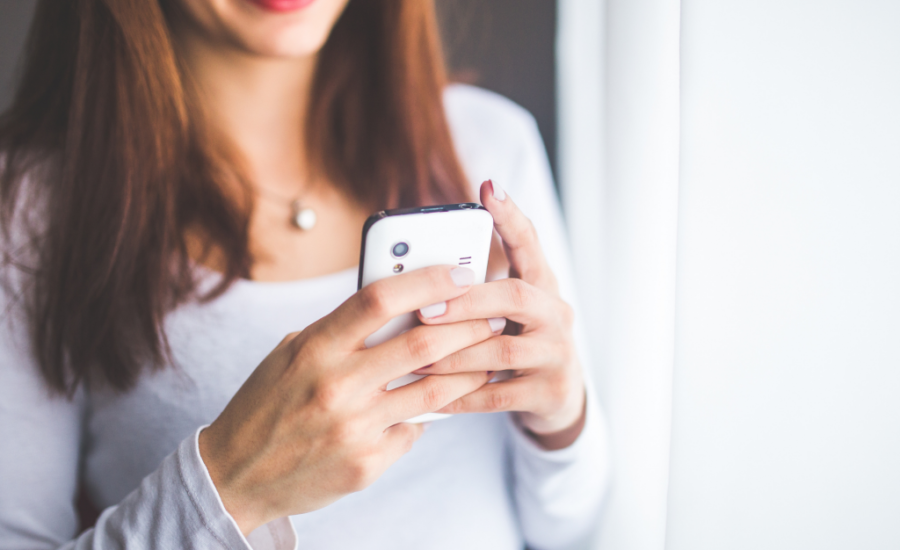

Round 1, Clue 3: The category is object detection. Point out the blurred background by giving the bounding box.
[2,1,899,549]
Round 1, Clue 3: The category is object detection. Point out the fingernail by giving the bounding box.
[450,267,475,287]
[419,302,447,319]
[488,317,507,334]
[489,179,506,201]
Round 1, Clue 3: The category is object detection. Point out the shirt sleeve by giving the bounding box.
[0,275,296,549]
[498,110,612,550]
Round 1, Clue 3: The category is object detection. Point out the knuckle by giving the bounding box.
[403,435,417,455]
[497,337,523,368]
[486,389,512,412]
[442,351,464,374]
[344,454,378,492]
[313,376,350,413]
[278,331,301,348]
[419,378,450,411]
[513,215,536,248]
[509,218,538,249]
[524,219,539,244]
[452,288,475,313]
[399,425,420,453]
[469,319,488,340]
[405,328,439,362]
[359,283,393,319]
[298,334,329,365]
[506,278,535,311]
[287,331,317,361]
[441,398,464,415]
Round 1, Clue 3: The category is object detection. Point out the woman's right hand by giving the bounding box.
[199,265,494,535]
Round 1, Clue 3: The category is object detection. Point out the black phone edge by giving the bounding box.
[357,203,486,290]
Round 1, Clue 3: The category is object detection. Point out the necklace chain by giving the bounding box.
[253,185,317,231]
[254,184,303,206]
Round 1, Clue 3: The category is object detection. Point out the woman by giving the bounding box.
[0,0,608,548]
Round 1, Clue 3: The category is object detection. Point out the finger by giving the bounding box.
[380,371,491,425]
[480,180,557,292]
[437,376,537,415]
[325,265,476,346]
[362,319,499,384]
[417,278,556,327]
[486,231,511,281]
[413,335,555,375]
[378,422,425,467]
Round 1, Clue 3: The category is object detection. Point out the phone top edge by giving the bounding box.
[381,203,486,217]
[357,203,487,289]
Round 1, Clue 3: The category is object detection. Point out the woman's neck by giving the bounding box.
[180,31,317,194]
[176,28,369,282]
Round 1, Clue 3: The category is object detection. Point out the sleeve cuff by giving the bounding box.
[177,426,298,550]
[505,387,611,549]
[505,391,601,464]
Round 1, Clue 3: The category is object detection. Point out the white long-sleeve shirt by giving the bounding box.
[0,85,609,550]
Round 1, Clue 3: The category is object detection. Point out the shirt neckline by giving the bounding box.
[194,263,359,298]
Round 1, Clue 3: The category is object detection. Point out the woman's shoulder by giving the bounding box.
[444,84,539,137]
[443,84,543,155]
[443,84,549,195]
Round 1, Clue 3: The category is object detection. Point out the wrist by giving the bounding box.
[199,427,263,536]
[519,390,587,451]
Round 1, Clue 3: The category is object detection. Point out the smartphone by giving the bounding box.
[358,202,494,423]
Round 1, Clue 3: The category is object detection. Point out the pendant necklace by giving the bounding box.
[255,185,317,231]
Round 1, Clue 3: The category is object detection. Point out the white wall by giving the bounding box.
[667,1,900,549]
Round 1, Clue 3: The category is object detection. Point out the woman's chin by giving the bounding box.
[176,0,349,59]
[231,28,331,59]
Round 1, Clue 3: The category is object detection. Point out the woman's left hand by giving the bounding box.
[415,180,587,450]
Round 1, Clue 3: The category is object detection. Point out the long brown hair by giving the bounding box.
[0,0,470,395]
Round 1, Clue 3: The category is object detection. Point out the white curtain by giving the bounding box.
[558,1,681,549]
[557,1,900,549]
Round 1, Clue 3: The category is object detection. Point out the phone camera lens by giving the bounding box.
[392,242,409,258]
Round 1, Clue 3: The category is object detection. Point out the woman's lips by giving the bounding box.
[247,0,317,12]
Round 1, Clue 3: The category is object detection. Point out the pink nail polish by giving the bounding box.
[450,267,475,287]
[488,317,507,334]
[419,302,447,319]
[489,179,506,201]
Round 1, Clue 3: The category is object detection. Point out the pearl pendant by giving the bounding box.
[291,200,317,231]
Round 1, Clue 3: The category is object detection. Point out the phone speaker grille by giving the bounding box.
[459,256,471,266]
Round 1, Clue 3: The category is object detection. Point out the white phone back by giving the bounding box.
[359,205,493,423]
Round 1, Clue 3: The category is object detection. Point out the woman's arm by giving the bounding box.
[423,107,612,549]
[0,287,293,549]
